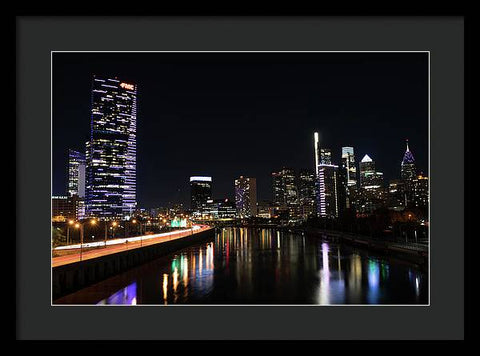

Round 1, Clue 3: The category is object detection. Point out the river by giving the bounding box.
[55,227,428,305]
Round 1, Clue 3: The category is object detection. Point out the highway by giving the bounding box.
[52,225,210,268]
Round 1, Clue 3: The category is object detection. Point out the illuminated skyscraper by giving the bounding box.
[401,139,417,206]
[359,154,380,188]
[341,147,357,210]
[413,173,429,208]
[272,168,297,206]
[85,76,137,220]
[235,176,257,218]
[401,139,417,181]
[190,176,213,215]
[272,168,299,218]
[67,149,86,198]
[387,179,407,211]
[341,147,357,186]
[357,154,386,213]
[298,169,316,218]
[313,132,339,218]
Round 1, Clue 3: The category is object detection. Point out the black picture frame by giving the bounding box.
[16,16,465,341]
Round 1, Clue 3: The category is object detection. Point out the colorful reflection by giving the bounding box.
[318,243,330,304]
[367,259,380,304]
[97,282,137,305]
[91,228,427,305]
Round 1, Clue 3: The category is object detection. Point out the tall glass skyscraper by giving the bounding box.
[272,168,297,206]
[341,147,357,186]
[401,139,416,181]
[85,76,137,220]
[401,139,417,206]
[67,149,86,198]
[234,176,257,218]
[341,147,357,211]
[313,132,339,218]
[190,176,213,215]
[357,154,385,213]
[298,169,316,218]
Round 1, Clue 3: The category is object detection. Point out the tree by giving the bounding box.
[51,227,66,249]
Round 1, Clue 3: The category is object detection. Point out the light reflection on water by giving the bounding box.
[96,228,428,305]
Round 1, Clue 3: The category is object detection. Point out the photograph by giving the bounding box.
[51,51,429,306]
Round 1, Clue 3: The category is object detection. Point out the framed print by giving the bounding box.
[16,16,465,340]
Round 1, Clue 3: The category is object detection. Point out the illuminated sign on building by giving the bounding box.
[120,83,135,90]
[190,176,212,182]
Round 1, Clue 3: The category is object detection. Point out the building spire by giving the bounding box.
[402,139,415,165]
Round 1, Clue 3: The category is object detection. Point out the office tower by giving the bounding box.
[234,176,257,218]
[413,173,429,208]
[190,176,213,215]
[357,154,386,213]
[400,139,417,206]
[313,132,339,218]
[336,164,348,216]
[341,147,357,211]
[359,154,376,187]
[387,179,407,211]
[298,169,316,218]
[67,149,86,198]
[272,168,299,219]
[341,147,357,186]
[209,198,237,220]
[316,165,339,218]
[85,76,137,220]
[272,168,297,206]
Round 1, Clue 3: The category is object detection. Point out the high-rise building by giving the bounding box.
[67,149,86,198]
[359,154,376,187]
[401,139,417,207]
[413,173,429,208]
[387,179,407,211]
[190,176,213,215]
[235,176,257,218]
[316,165,340,218]
[313,132,339,218]
[357,154,386,213]
[272,168,299,219]
[85,76,137,220]
[341,147,357,211]
[272,168,297,206]
[209,198,237,220]
[298,169,316,218]
[341,147,357,186]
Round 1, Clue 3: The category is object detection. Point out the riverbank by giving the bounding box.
[291,227,428,268]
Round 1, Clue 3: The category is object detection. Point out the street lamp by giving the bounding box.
[131,218,142,247]
[66,219,74,245]
[77,219,97,261]
[74,223,80,246]
[112,221,118,240]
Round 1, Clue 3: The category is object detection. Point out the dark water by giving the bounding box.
[65,227,428,305]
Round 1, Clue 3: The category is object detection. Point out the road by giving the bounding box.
[52,225,211,268]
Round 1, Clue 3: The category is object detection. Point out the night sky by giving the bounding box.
[53,52,428,208]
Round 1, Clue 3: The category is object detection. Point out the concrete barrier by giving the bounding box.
[52,228,215,301]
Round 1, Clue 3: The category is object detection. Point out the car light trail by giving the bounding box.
[54,225,203,250]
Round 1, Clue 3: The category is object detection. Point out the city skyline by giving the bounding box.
[53,52,428,207]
